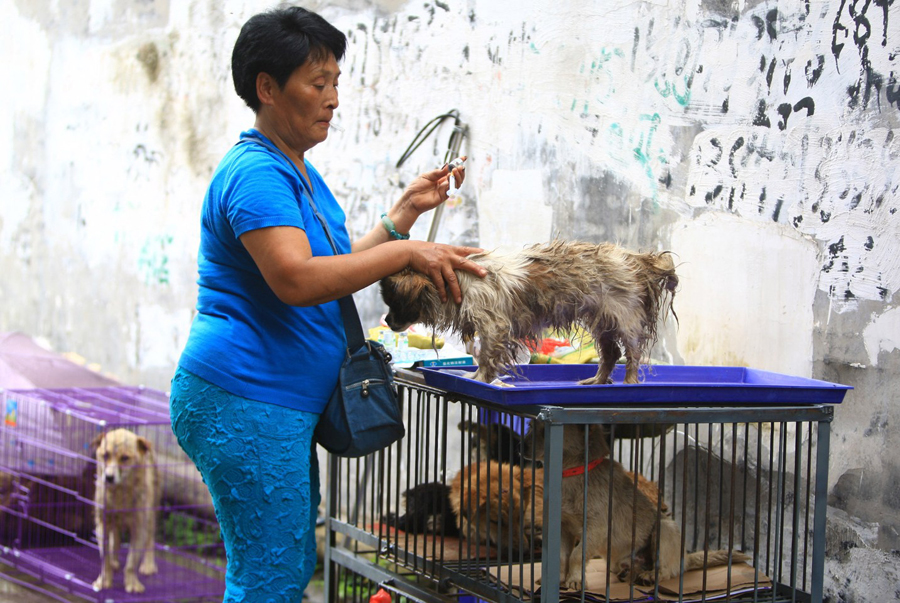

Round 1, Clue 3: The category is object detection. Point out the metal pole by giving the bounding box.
[811,415,832,603]
[427,122,467,243]
[541,418,564,603]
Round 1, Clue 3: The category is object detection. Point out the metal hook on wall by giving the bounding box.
[395,110,468,243]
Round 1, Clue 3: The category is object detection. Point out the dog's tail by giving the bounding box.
[683,549,751,572]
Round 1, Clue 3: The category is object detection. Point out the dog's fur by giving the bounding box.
[458,420,523,464]
[92,429,160,593]
[623,470,669,515]
[384,481,460,537]
[524,422,748,590]
[449,461,543,555]
[382,421,525,537]
[380,240,678,384]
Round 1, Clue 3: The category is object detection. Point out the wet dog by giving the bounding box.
[524,421,748,590]
[92,429,159,593]
[449,460,543,555]
[380,240,677,384]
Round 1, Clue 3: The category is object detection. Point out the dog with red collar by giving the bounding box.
[524,421,748,591]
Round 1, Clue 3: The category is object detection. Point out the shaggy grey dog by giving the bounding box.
[381,240,678,384]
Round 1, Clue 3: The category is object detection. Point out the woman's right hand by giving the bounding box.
[406,241,487,304]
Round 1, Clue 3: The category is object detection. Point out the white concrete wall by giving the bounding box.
[2,0,899,597]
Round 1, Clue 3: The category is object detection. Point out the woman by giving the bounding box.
[169,6,484,602]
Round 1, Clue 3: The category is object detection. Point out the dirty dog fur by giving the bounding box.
[524,422,748,590]
[449,461,544,553]
[93,428,160,593]
[380,240,678,384]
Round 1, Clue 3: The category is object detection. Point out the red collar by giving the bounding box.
[562,458,606,477]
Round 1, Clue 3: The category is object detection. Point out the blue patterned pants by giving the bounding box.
[170,367,320,602]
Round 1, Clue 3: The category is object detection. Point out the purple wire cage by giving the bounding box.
[0,386,225,602]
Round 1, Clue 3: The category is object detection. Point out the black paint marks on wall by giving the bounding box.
[752,99,771,127]
[777,97,816,130]
[823,236,846,273]
[751,8,778,40]
[806,54,825,85]
[832,0,899,110]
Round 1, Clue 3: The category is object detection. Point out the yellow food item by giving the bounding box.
[367,326,444,349]
[556,345,599,364]
[408,332,444,349]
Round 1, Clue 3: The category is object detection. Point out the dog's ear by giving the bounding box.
[91,432,106,451]
[394,270,434,300]
[136,436,153,456]
[587,424,611,458]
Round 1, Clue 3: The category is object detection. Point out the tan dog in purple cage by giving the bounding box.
[92,428,160,593]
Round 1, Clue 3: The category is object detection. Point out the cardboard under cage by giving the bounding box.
[0,386,224,602]
[489,559,773,602]
[376,522,771,602]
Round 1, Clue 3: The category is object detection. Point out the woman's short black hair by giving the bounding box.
[231,6,347,112]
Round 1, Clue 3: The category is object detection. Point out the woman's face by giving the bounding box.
[266,53,340,154]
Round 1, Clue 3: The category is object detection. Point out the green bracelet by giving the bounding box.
[380,213,410,240]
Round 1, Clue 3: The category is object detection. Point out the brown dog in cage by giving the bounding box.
[524,422,749,590]
[458,420,523,464]
[382,420,526,537]
[92,428,160,593]
[380,240,678,384]
[449,460,544,554]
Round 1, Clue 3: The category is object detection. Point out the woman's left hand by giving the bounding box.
[401,157,466,216]
[353,158,468,254]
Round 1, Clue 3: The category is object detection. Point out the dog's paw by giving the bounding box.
[536,574,582,591]
[577,375,612,386]
[124,573,145,593]
[616,563,633,583]
[139,557,158,576]
[92,574,112,591]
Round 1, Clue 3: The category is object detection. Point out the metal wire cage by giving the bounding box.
[0,387,225,603]
[324,369,834,603]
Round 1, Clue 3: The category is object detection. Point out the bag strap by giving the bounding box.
[240,134,367,352]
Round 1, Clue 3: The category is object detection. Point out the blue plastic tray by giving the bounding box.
[418,364,851,406]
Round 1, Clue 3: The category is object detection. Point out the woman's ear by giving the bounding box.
[255,72,278,108]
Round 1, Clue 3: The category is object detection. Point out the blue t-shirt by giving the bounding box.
[178,129,352,413]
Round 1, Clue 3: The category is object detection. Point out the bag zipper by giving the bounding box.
[346,378,388,397]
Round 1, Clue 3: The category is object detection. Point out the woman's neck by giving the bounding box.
[252,118,309,181]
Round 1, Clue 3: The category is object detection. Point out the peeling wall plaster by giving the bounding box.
[864,306,900,366]
[1,0,900,591]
